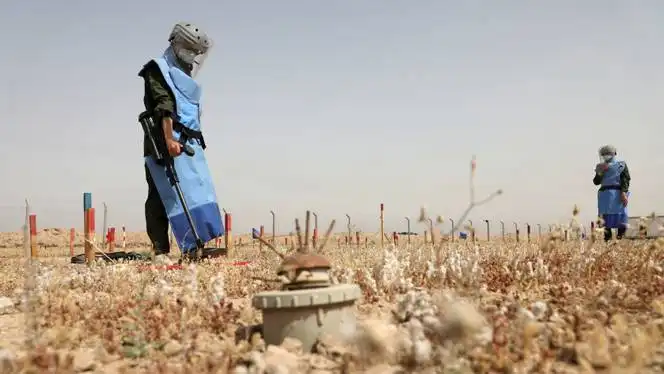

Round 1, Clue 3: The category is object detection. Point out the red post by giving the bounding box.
[312,228,318,248]
[69,228,75,257]
[393,231,398,245]
[85,208,96,264]
[88,208,96,236]
[225,213,232,231]
[224,213,233,250]
[259,225,264,250]
[355,232,360,248]
[108,227,116,252]
[29,214,37,258]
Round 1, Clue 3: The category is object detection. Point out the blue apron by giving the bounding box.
[144,50,224,253]
[597,159,629,229]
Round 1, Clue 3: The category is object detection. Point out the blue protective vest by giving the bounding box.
[144,48,224,253]
[597,159,628,217]
[600,159,624,188]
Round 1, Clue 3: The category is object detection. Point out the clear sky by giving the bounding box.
[1,0,662,235]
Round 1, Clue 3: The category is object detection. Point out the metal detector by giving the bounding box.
[139,111,226,262]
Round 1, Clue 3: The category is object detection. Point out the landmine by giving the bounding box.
[251,212,361,352]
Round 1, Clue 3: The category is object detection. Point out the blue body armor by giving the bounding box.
[597,159,629,228]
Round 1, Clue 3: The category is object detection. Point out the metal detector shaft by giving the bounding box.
[165,162,205,250]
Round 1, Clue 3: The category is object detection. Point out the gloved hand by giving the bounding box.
[595,163,608,174]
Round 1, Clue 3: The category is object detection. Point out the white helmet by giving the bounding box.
[598,144,617,156]
[598,144,617,162]
[168,22,212,77]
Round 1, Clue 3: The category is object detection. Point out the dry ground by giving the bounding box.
[0,228,664,373]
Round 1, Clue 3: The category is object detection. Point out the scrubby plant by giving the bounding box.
[0,158,662,372]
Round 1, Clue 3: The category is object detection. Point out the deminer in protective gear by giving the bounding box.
[593,145,631,241]
[138,22,224,262]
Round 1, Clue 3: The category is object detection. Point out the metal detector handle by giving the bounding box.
[180,142,195,157]
[139,111,196,158]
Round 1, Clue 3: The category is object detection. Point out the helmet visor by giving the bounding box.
[172,36,212,78]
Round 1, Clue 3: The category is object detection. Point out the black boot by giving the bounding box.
[604,227,612,241]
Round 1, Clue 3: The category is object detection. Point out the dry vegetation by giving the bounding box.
[0,223,663,374]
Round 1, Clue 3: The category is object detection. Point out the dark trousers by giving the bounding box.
[604,227,626,241]
[145,164,170,254]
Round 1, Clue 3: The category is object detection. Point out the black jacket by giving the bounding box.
[138,61,176,157]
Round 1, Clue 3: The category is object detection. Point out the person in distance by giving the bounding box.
[593,145,630,241]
